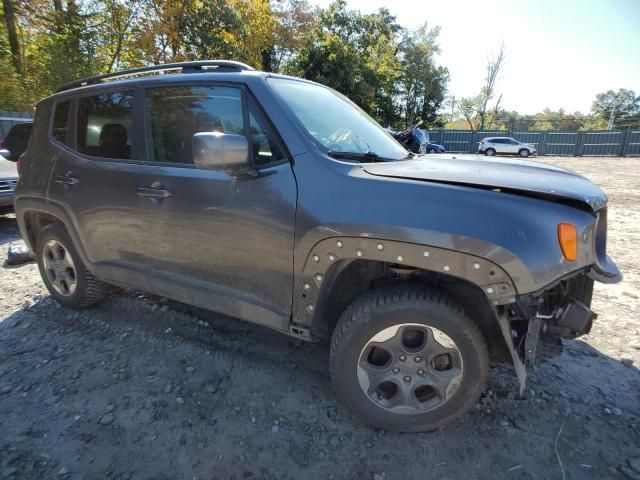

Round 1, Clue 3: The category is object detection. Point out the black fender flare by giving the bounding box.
[14,197,95,272]
[292,236,517,329]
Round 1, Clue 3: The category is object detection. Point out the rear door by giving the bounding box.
[135,83,298,330]
[48,89,157,289]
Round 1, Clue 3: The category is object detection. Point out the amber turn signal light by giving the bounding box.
[558,223,577,261]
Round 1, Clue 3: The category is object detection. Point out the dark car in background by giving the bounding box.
[2,122,33,162]
[389,125,446,154]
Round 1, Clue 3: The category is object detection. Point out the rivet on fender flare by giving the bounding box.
[443,265,450,272]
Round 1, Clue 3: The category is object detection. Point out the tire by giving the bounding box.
[330,284,488,432]
[485,148,495,156]
[36,223,108,309]
[427,148,437,154]
[518,149,530,158]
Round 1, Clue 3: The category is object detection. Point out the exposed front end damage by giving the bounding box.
[498,273,599,396]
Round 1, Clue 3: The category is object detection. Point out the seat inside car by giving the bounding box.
[99,123,129,159]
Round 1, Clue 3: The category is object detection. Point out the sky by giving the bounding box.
[309,0,640,114]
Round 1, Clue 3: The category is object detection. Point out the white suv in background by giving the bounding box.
[478,137,537,157]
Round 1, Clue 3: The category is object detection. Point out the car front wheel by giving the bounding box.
[36,223,108,309]
[330,285,488,432]
[519,149,530,158]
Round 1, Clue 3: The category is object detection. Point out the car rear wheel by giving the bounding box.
[36,223,108,309]
[519,149,530,158]
[484,148,495,156]
[330,284,488,432]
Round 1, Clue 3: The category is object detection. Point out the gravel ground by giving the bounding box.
[1,156,639,480]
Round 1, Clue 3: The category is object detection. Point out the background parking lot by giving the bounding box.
[1,156,639,480]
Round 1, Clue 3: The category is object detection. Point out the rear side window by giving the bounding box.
[52,101,70,145]
[77,91,134,159]
[146,85,243,164]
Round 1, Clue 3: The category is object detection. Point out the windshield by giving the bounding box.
[268,78,408,160]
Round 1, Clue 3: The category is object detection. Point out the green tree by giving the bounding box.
[284,0,402,124]
[455,43,506,131]
[399,23,449,128]
[591,88,640,129]
[269,0,317,72]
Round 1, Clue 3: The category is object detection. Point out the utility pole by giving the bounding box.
[607,99,617,130]
[450,95,455,124]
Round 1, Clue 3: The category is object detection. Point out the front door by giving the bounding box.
[505,139,520,154]
[136,84,298,331]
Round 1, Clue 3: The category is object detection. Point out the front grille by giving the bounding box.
[0,179,18,193]
[595,207,607,266]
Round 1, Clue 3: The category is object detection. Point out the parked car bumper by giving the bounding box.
[0,178,18,211]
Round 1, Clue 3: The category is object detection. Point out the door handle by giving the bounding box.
[136,187,172,198]
[54,175,79,186]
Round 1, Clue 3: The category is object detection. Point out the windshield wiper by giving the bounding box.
[327,150,383,162]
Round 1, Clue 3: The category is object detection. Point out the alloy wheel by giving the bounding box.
[357,323,463,415]
[42,239,77,296]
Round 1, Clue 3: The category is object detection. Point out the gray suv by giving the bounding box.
[14,61,621,432]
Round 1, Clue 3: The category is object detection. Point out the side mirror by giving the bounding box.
[192,132,249,173]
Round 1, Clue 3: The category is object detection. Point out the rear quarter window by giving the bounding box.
[52,101,71,145]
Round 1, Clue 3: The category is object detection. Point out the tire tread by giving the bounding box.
[37,223,108,308]
[330,283,488,432]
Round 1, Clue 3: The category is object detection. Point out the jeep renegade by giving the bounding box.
[14,61,621,432]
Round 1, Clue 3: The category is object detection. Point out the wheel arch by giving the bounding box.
[293,236,514,361]
[15,198,93,270]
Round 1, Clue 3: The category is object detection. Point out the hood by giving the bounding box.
[0,157,19,179]
[363,155,607,211]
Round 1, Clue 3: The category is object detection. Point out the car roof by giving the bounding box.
[41,62,320,105]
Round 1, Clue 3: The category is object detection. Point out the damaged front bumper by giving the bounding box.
[498,265,619,396]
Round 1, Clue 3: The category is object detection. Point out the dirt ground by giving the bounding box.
[0,156,639,480]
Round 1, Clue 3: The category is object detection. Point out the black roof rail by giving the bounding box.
[56,60,256,93]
